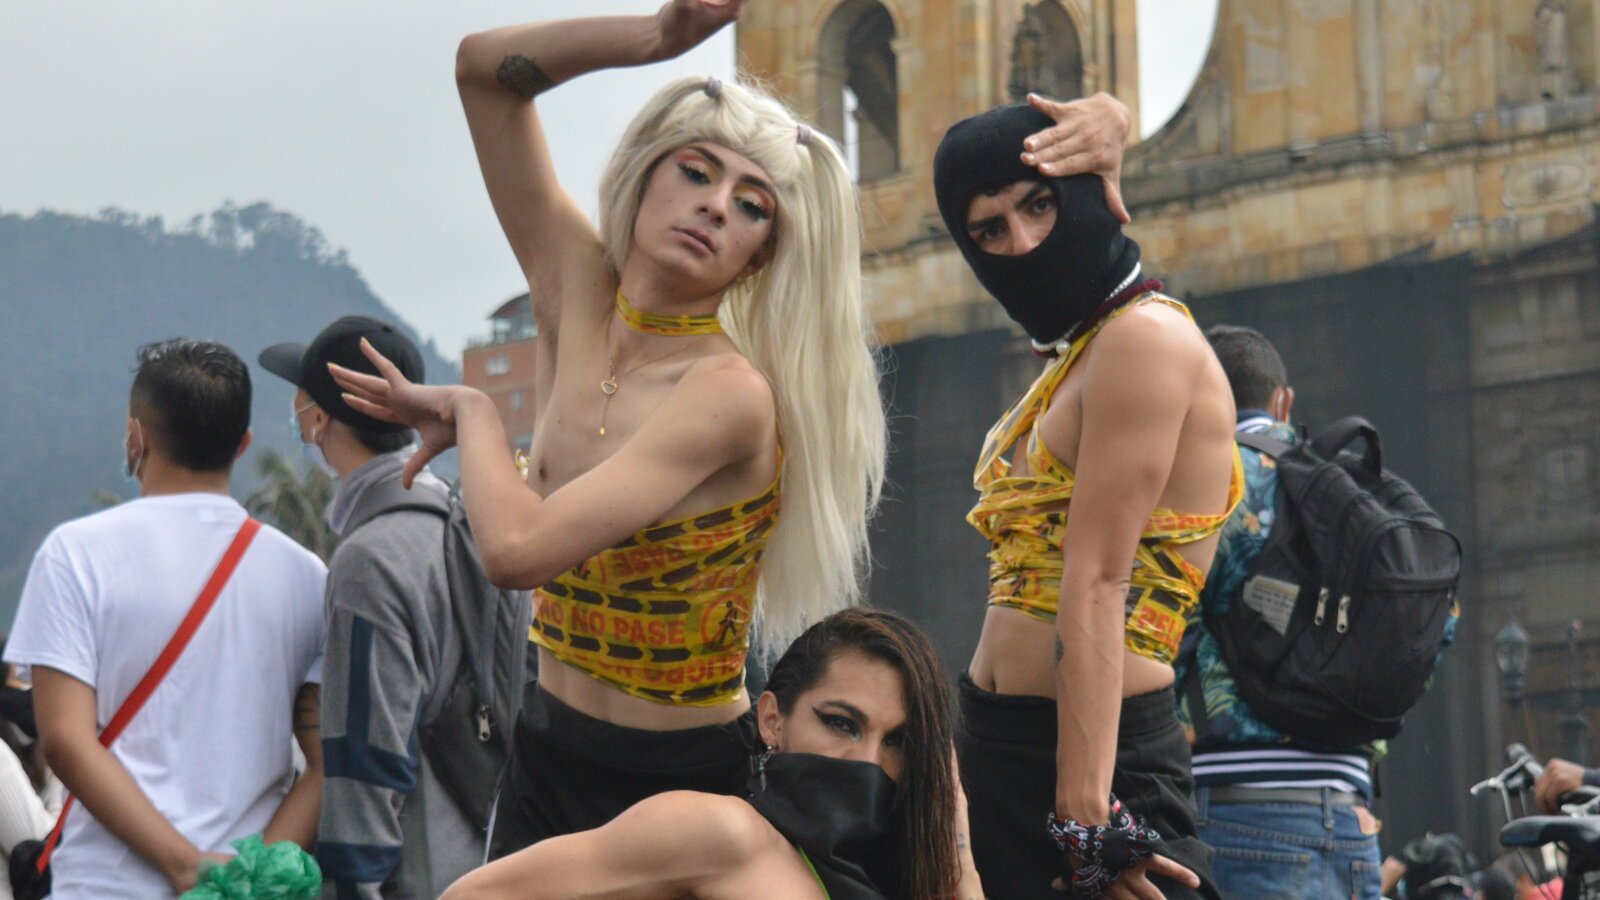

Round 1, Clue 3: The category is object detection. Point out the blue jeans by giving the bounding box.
[1195,786,1382,900]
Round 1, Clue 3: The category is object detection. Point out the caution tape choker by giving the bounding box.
[1045,794,1163,898]
[615,289,723,337]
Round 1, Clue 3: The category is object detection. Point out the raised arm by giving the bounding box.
[455,0,746,326]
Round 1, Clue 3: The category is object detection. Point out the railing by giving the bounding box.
[464,326,538,351]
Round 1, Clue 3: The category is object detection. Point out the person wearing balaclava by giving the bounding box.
[938,100,1244,900]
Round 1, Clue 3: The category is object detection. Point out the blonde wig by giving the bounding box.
[598,76,886,657]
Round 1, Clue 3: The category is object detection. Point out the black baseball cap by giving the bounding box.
[259,315,424,434]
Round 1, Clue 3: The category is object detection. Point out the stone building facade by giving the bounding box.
[738,0,1600,859]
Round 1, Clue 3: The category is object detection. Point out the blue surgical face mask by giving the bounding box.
[122,419,145,487]
[292,403,337,478]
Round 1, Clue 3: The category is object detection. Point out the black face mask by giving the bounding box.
[934,103,1141,347]
[747,752,897,900]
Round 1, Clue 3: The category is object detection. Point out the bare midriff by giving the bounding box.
[537,653,752,729]
[968,603,1183,700]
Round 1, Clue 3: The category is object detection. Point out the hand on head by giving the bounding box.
[1019,92,1132,223]
[327,340,461,489]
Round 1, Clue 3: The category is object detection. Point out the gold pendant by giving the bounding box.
[598,425,606,436]
[600,377,618,396]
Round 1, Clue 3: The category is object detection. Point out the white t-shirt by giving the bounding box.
[5,493,326,899]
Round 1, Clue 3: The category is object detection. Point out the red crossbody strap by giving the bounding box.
[36,517,262,872]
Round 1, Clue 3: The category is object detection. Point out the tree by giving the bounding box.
[245,450,337,561]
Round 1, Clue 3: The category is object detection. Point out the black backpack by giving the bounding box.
[1203,417,1461,745]
[346,476,532,832]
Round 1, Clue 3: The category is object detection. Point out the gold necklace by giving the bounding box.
[598,298,719,436]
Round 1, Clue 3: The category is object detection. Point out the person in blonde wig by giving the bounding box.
[597,73,882,656]
[328,0,887,855]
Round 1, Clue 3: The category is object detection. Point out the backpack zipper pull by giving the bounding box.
[478,705,492,742]
[1315,587,1329,626]
[1336,595,1351,634]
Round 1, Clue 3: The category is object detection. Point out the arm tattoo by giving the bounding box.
[496,54,555,99]
[293,684,321,733]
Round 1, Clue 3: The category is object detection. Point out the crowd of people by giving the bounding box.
[4,1,1595,899]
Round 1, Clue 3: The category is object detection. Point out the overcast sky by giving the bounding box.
[1,1,1216,359]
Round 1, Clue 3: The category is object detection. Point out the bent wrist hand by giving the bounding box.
[1086,92,1131,142]
[448,386,493,421]
[651,0,741,62]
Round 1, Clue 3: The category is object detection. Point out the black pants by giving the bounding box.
[489,682,758,858]
[958,674,1220,900]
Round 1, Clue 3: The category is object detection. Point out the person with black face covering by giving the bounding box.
[438,608,977,900]
[935,99,1242,900]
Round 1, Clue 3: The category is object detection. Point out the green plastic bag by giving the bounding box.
[178,834,322,900]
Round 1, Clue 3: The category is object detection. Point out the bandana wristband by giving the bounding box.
[615,289,724,337]
[1046,795,1163,899]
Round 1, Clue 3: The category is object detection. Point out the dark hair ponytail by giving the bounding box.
[765,608,958,898]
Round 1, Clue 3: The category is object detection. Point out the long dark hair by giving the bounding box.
[764,608,957,899]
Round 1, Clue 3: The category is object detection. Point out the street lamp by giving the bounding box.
[1495,617,1531,708]
[1560,619,1587,764]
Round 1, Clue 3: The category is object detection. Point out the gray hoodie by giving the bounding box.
[315,450,482,899]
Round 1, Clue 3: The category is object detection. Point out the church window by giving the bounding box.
[1008,1,1084,103]
[817,0,900,182]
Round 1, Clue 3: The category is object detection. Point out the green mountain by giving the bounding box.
[0,202,460,623]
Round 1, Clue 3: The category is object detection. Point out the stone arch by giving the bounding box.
[816,0,900,181]
[1008,0,1085,103]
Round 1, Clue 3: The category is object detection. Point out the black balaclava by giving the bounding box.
[748,753,896,900]
[934,103,1142,348]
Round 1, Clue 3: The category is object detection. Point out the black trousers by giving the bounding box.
[958,674,1221,900]
[489,682,758,858]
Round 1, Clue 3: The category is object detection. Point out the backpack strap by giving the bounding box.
[470,544,500,742]
[37,518,261,872]
[1235,430,1292,459]
[420,482,504,740]
[445,485,499,737]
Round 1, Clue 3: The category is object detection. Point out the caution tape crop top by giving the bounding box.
[530,470,779,706]
[967,293,1244,665]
